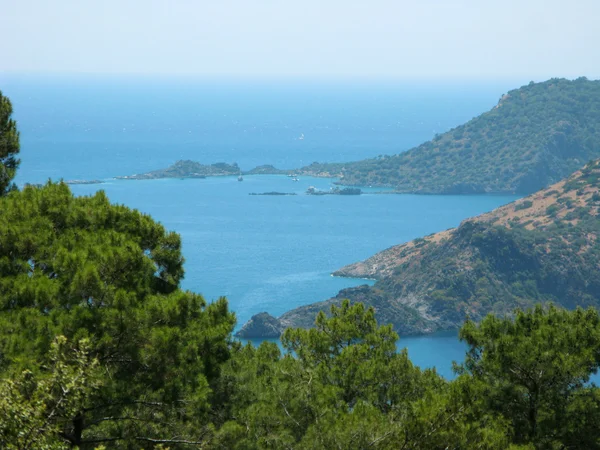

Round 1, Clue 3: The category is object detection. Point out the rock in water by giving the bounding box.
[235,312,284,338]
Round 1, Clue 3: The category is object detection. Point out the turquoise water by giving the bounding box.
[70,176,516,378]
[2,75,521,378]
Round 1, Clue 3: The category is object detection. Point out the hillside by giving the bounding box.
[299,77,600,194]
[109,79,600,192]
[237,159,600,337]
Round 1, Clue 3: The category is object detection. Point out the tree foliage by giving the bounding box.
[213,301,513,449]
[3,89,600,449]
[458,304,600,448]
[0,90,20,195]
[0,182,236,448]
[0,336,101,450]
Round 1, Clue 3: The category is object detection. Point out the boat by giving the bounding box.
[298,133,304,141]
[238,175,243,182]
[292,177,299,182]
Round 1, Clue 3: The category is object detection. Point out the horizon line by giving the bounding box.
[2,70,598,84]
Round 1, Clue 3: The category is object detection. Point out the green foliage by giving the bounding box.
[458,305,600,448]
[515,200,533,211]
[213,301,512,449]
[0,183,236,448]
[545,204,560,216]
[302,78,600,194]
[0,336,101,450]
[5,88,600,448]
[0,91,20,195]
[10,87,600,450]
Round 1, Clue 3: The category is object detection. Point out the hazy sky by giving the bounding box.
[2,0,599,80]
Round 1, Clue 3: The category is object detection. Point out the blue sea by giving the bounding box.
[3,74,521,378]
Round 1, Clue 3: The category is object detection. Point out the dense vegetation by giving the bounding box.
[5,288,600,449]
[6,89,600,449]
[0,90,20,195]
[299,78,600,194]
[0,182,236,447]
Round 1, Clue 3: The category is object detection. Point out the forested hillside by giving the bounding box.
[300,78,600,194]
[0,91,20,194]
[245,159,600,338]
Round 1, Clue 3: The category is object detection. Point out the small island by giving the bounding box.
[65,179,105,185]
[249,192,297,196]
[239,158,600,338]
[115,160,241,180]
[244,164,291,175]
[306,186,362,195]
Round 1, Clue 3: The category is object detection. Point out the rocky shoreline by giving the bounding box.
[237,160,600,339]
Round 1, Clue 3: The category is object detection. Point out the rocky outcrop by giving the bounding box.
[116,160,240,180]
[236,285,437,339]
[244,165,290,175]
[248,192,297,196]
[235,312,285,338]
[65,179,105,185]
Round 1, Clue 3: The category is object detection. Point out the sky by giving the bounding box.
[2,0,599,80]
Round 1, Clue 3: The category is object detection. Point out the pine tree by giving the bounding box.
[0,91,20,195]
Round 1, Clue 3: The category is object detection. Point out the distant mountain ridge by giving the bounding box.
[298,77,600,194]
[237,159,600,337]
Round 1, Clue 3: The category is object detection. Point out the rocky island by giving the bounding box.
[306,186,362,195]
[244,164,292,175]
[65,179,105,185]
[249,192,297,196]
[116,160,241,180]
[237,158,600,338]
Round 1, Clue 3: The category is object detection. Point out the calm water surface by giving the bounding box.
[3,75,522,378]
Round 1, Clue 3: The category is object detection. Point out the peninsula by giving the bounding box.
[298,78,600,194]
[237,159,600,337]
[113,79,600,196]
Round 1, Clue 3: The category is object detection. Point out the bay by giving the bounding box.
[70,175,517,379]
[3,75,521,378]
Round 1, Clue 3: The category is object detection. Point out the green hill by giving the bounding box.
[238,159,600,337]
[299,77,600,194]
[116,160,241,180]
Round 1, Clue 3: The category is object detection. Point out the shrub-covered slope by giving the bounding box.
[299,78,600,194]
[238,159,600,337]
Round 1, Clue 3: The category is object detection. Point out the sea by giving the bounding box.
[3,74,522,378]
